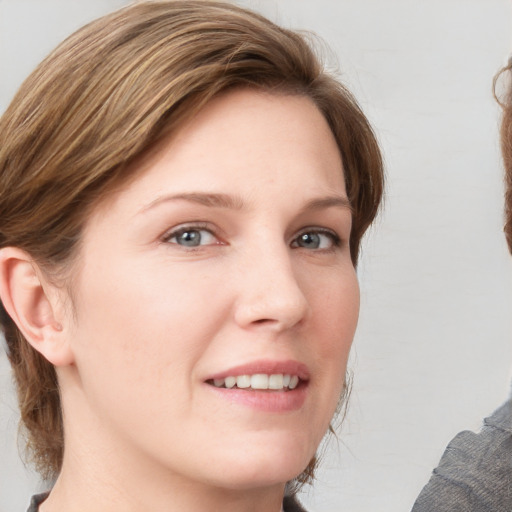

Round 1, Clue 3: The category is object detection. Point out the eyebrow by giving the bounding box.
[300,196,353,214]
[140,192,245,213]
[139,192,352,214]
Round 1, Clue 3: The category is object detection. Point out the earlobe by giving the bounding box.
[0,247,74,367]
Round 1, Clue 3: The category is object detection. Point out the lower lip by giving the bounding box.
[205,383,308,412]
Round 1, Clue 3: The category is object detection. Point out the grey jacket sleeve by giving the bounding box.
[411,396,512,512]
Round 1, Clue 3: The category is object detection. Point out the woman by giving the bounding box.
[0,2,384,511]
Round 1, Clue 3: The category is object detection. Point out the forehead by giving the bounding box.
[91,88,346,219]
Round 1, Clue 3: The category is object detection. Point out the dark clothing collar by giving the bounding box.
[28,492,307,511]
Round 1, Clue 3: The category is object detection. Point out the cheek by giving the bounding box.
[308,268,359,404]
[313,267,360,352]
[69,257,227,392]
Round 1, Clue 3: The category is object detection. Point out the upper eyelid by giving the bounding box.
[295,226,337,234]
[292,226,340,239]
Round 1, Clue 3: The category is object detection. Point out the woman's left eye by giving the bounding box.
[291,230,340,250]
[164,227,218,247]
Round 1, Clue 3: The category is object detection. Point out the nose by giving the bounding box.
[233,245,309,332]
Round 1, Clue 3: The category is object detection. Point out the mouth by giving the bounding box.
[204,372,308,412]
[203,360,310,412]
[206,373,301,391]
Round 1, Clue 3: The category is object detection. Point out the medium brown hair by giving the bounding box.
[495,61,512,253]
[0,0,384,485]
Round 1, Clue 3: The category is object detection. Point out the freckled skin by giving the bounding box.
[52,89,359,511]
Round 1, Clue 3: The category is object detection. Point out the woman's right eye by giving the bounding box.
[163,227,218,247]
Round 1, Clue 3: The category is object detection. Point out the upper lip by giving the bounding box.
[206,359,310,381]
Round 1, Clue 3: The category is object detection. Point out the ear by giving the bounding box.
[0,247,74,367]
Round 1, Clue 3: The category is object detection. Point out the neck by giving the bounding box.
[43,384,285,512]
[42,473,285,512]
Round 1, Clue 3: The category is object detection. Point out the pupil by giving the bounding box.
[300,233,320,248]
[179,230,200,246]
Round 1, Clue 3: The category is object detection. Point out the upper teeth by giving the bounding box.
[212,374,299,390]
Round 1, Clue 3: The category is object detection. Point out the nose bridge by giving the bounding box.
[234,235,308,330]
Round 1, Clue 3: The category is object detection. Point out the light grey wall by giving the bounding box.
[1,1,511,511]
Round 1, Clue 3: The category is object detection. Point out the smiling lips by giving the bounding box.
[210,373,300,390]
[206,360,308,392]
[205,361,309,412]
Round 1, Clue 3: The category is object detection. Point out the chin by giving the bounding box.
[214,464,309,492]
[205,434,317,490]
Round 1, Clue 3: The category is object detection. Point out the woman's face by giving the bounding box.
[63,89,359,491]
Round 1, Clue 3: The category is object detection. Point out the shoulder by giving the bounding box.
[412,395,512,512]
[283,495,308,512]
[28,491,307,512]
[27,493,49,512]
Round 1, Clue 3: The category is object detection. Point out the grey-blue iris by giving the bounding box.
[298,233,320,249]
[177,230,202,247]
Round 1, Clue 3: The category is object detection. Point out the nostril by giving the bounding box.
[252,318,273,325]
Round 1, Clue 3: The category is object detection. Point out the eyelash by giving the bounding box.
[161,223,342,250]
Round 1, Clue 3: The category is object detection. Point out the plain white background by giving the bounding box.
[1,1,511,511]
